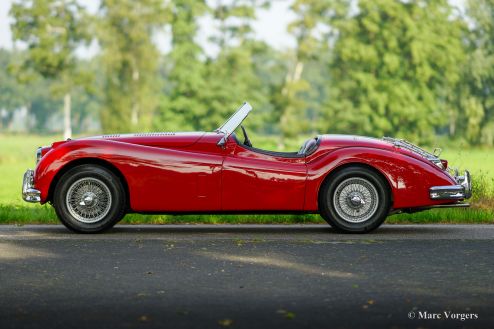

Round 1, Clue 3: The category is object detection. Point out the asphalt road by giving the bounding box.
[1,224,493,329]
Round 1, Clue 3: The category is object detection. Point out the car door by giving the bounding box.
[221,139,307,211]
[126,134,224,212]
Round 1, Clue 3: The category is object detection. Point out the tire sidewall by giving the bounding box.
[54,165,126,233]
[320,166,390,233]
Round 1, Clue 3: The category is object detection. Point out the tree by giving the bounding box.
[98,0,168,133]
[325,0,465,144]
[274,0,346,140]
[10,0,90,139]
[201,0,271,131]
[156,0,208,131]
[462,0,494,145]
[0,49,26,129]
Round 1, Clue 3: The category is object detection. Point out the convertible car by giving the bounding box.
[22,102,472,233]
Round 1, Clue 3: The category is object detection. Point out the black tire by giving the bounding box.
[319,166,391,233]
[53,164,126,233]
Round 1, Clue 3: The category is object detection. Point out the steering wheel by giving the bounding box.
[240,125,253,147]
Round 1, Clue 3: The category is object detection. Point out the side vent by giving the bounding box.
[102,132,176,138]
[133,132,176,137]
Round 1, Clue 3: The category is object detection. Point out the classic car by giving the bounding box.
[22,102,472,233]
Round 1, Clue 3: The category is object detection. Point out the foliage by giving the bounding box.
[201,0,272,131]
[461,0,494,145]
[274,0,348,140]
[1,0,494,148]
[10,0,88,79]
[325,0,466,144]
[0,49,99,133]
[155,0,208,131]
[97,0,168,132]
[10,0,90,138]
[156,0,272,132]
[0,49,27,128]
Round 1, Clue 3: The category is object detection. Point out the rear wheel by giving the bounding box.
[53,164,126,233]
[319,166,391,233]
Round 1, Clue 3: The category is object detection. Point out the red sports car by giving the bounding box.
[22,102,472,233]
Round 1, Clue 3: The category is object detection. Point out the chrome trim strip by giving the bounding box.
[391,202,470,215]
[383,137,444,169]
[426,203,470,209]
[22,169,41,203]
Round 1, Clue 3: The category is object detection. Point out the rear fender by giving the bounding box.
[304,147,456,211]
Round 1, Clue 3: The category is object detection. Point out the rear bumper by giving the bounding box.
[22,169,41,203]
[429,170,472,200]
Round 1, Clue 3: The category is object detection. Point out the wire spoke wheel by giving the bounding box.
[66,177,112,224]
[332,177,379,223]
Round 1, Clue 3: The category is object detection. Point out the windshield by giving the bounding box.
[216,102,252,135]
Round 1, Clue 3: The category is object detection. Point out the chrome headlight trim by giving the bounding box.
[22,169,41,203]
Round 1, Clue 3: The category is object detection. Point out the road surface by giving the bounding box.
[1,224,493,328]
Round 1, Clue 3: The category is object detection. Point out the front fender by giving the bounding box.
[34,139,224,211]
[304,147,456,211]
[34,139,132,204]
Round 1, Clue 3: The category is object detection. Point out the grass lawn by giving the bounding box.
[1,133,493,224]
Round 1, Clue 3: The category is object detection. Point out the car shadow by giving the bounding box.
[110,224,335,235]
[107,224,464,236]
[6,223,482,239]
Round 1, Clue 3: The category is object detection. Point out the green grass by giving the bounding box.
[1,133,493,224]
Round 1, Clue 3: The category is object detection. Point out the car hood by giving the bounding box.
[81,132,207,148]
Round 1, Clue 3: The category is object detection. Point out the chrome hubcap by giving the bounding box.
[333,177,379,223]
[348,192,365,207]
[80,192,97,206]
[66,177,112,224]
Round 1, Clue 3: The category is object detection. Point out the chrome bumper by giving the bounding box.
[429,170,472,200]
[22,169,41,203]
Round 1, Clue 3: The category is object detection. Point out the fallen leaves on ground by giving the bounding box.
[218,318,233,327]
[277,309,296,319]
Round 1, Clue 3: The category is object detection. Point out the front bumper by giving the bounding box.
[22,169,41,203]
[429,170,472,200]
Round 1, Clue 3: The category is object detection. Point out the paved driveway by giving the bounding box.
[1,224,493,328]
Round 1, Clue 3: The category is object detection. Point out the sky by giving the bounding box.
[0,0,297,57]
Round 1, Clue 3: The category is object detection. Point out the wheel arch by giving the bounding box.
[317,162,394,209]
[48,157,130,210]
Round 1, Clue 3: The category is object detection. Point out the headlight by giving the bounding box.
[36,146,52,164]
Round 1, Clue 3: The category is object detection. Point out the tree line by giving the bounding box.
[1,0,493,146]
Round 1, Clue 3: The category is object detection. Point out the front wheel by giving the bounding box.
[319,166,391,233]
[53,164,127,233]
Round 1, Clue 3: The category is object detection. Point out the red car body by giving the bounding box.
[22,102,471,233]
[32,132,465,212]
